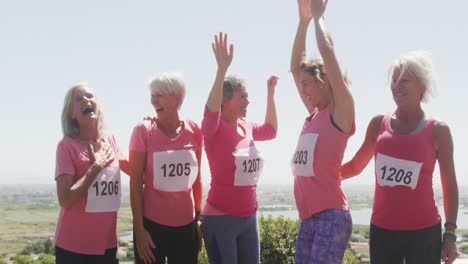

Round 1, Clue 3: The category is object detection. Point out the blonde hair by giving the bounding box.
[60,83,105,137]
[300,57,351,86]
[148,72,186,107]
[389,50,436,103]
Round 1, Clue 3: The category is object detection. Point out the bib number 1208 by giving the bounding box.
[380,166,412,184]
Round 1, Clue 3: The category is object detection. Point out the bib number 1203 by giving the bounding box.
[380,166,412,184]
[293,150,308,165]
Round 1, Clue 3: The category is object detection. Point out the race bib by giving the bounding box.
[291,133,318,177]
[86,166,121,213]
[153,149,198,192]
[233,146,264,186]
[375,153,422,190]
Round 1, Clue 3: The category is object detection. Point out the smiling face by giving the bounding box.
[299,70,330,109]
[151,91,180,117]
[223,88,249,118]
[391,67,426,107]
[71,85,99,126]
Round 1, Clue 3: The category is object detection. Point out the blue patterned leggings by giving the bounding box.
[295,209,352,264]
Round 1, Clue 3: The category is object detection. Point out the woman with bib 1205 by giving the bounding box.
[129,73,203,264]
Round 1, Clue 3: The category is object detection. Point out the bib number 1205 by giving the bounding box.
[161,163,191,177]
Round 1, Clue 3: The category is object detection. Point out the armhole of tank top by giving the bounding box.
[378,114,390,134]
[329,115,344,133]
[427,117,437,151]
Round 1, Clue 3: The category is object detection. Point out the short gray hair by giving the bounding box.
[223,75,247,100]
[389,50,436,103]
[148,72,186,106]
[61,83,105,137]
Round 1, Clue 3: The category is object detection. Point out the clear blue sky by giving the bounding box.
[1,0,467,187]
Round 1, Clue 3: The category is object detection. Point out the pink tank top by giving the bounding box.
[372,114,440,230]
[293,106,354,220]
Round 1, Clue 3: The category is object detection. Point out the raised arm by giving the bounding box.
[264,76,279,131]
[206,32,234,112]
[434,121,459,263]
[291,0,314,111]
[341,115,382,179]
[312,0,354,133]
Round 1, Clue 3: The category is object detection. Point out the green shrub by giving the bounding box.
[12,254,55,264]
[259,215,298,264]
[198,244,209,264]
[37,254,54,264]
[342,247,360,264]
[12,254,37,264]
[460,243,468,255]
[19,238,54,256]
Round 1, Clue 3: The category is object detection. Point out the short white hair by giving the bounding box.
[148,72,186,104]
[389,50,436,103]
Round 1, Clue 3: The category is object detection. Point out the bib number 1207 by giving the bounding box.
[242,158,261,173]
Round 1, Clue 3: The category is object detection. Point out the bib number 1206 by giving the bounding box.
[92,180,119,196]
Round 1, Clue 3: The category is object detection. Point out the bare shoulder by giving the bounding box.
[368,114,385,131]
[432,118,453,153]
[433,119,452,138]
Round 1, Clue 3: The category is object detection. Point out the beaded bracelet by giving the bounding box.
[444,222,457,230]
[195,211,202,222]
[443,230,457,241]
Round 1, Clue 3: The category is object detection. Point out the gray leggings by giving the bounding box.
[201,214,259,264]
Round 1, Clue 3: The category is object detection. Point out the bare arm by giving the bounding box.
[56,143,114,209]
[193,148,203,214]
[341,115,382,179]
[434,121,459,263]
[291,0,314,113]
[129,151,156,263]
[312,0,354,133]
[119,159,130,176]
[436,123,458,227]
[264,76,279,131]
[206,32,234,113]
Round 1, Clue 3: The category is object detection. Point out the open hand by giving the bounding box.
[212,32,234,72]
